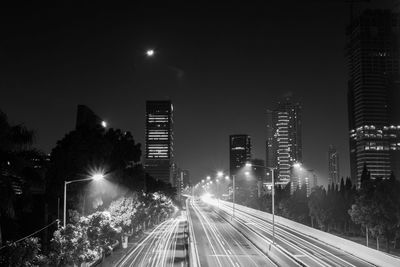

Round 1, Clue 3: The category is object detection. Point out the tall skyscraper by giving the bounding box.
[347,9,400,187]
[229,134,251,203]
[229,134,251,176]
[145,100,174,185]
[266,96,302,186]
[328,145,340,185]
[75,104,105,130]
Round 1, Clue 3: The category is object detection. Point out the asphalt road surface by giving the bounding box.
[188,199,277,267]
[117,213,188,267]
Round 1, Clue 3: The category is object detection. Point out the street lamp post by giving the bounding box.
[232,174,236,218]
[63,173,104,227]
[246,162,277,245]
[267,167,277,245]
[216,171,223,209]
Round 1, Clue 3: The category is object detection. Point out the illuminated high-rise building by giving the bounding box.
[266,97,302,186]
[328,145,340,186]
[229,134,251,176]
[229,134,251,203]
[347,9,400,187]
[145,100,174,184]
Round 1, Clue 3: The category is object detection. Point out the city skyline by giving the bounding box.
[2,2,400,266]
[1,2,397,186]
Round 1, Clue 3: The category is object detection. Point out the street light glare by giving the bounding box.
[146,49,155,57]
[92,173,105,181]
[225,175,230,180]
[244,171,250,177]
[217,171,223,177]
[293,162,302,168]
[207,176,211,180]
[245,162,252,167]
[101,121,107,128]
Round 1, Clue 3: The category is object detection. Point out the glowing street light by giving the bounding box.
[101,121,107,128]
[63,172,105,227]
[146,49,155,57]
[217,171,223,178]
[293,162,302,170]
[207,176,211,180]
[92,173,105,181]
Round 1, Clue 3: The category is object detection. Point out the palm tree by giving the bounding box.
[0,110,36,245]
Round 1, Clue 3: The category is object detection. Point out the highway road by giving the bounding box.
[188,199,277,267]
[117,213,188,267]
[208,199,377,267]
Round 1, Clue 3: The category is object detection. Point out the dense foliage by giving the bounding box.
[0,110,46,245]
[0,237,47,266]
[48,192,175,266]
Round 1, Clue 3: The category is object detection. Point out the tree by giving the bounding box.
[81,211,120,255]
[349,173,400,252]
[49,224,97,266]
[46,126,142,224]
[0,237,47,266]
[109,195,139,235]
[308,186,329,230]
[0,110,41,245]
[280,184,309,225]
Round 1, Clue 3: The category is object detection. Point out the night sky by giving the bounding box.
[0,1,395,186]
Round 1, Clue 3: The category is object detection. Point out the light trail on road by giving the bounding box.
[117,214,188,267]
[188,199,277,267]
[205,198,377,267]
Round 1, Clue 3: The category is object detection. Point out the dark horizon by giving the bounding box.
[0,1,397,186]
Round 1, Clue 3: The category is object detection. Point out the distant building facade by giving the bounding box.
[290,168,317,197]
[182,169,190,187]
[229,134,251,176]
[76,104,105,130]
[328,145,340,185]
[172,164,183,202]
[145,100,174,185]
[347,9,400,187]
[266,96,302,186]
[250,158,265,197]
[229,135,251,204]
